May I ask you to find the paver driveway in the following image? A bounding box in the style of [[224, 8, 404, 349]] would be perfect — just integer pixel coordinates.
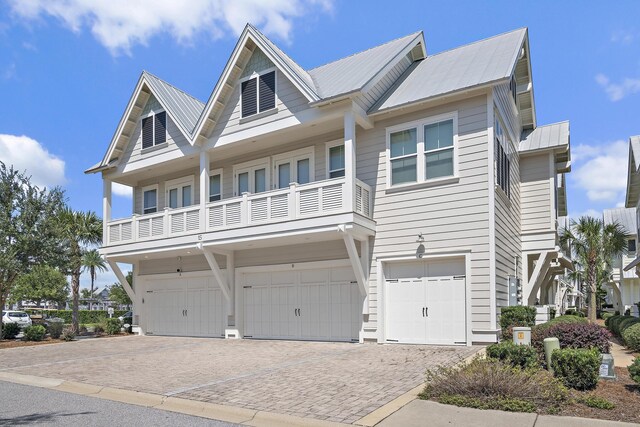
[[0, 336, 479, 424]]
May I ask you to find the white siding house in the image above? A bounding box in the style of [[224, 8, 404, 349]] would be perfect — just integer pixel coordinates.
[[87, 25, 572, 344]]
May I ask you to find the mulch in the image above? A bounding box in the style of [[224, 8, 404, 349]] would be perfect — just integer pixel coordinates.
[[0, 333, 131, 350]]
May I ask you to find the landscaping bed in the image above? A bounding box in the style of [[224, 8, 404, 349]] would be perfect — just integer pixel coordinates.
[[0, 332, 131, 349]]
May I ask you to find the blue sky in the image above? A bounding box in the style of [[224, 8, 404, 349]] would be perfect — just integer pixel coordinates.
[[1, 0, 639, 288]]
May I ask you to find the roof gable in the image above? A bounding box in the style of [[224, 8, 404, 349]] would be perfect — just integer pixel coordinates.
[[625, 135, 640, 207]]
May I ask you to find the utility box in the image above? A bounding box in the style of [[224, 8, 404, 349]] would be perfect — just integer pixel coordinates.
[[513, 327, 531, 346], [599, 353, 616, 379], [508, 277, 521, 306]]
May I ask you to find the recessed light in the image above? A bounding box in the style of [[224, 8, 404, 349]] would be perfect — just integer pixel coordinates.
[[144, 255, 148, 259], [186, 251, 191, 254]]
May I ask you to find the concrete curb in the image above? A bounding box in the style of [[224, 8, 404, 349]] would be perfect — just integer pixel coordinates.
[[0, 371, 349, 426]]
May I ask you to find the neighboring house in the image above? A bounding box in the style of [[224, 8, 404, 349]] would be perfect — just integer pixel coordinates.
[[86, 25, 571, 345], [604, 207, 637, 313], [619, 136, 640, 316]]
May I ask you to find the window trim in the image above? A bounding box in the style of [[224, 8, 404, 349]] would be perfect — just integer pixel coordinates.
[[629, 238, 637, 254], [385, 111, 459, 189], [208, 168, 223, 202], [239, 67, 278, 119], [165, 176, 195, 209], [272, 146, 315, 188], [141, 184, 159, 215], [494, 111, 512, 199], [141, 110, 168, 151], [232, 157, 270, 196], [325, 139, 346, 179]]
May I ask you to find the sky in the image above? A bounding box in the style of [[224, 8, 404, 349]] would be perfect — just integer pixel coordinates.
[[1, 0, 640, 289]]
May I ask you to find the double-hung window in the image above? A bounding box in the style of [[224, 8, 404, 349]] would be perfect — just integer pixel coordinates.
[[142, 185, 158, 214], [327, 142, 345, 178], [141, 111, 167, 149], [273, 148, 314, 189], [234, 159, 270, 196], [209, 169, 222, 202], [241, 70, 276, 118], [165, 177, 194, 209], [494, 114, 512, 198], [387, 112, 457, 187]]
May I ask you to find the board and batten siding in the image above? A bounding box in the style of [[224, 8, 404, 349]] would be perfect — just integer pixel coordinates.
[[492, 85, 522, 308], [520, 152, 553, 233], [354, 53, 414, 112], [357, 95, 492, 334]]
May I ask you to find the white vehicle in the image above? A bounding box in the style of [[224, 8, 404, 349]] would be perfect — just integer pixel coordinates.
[[1, 311, 33, 329]]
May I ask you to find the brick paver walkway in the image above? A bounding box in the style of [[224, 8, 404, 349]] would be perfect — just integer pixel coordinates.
[[0, 336, 479, 424]]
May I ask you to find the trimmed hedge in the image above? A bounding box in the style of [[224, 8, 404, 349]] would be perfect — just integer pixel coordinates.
[[606, 315, 640, 340], [629, 357, 640, 384], [486, 341, 539, 369], [621, 323, 640, 351], [551, 348, 600, 390], [500, 306, 536, 330], [23, 309, 128, 324], [546, 315, 589, 326]]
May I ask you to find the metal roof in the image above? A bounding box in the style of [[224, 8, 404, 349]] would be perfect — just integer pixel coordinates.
[[630, 135, 640, 173], [143, 71, 205, 134], [370, 28, 527, 114], [519, 121, 570, 153], [308, 32, 422, 100], [603, 207, 637, 236]]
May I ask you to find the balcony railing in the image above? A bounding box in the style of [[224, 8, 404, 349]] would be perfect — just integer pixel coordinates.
[[106, 177, 372, 246]]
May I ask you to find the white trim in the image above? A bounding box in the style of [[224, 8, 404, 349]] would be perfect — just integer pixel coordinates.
[[239, 67, 278, 119], [142, 184, 159, 214], [165, 175, 195, 209], [236, 259, 351, 274], [325, 139, 345, 179], [209, 168, 223, 202], [141, 110, 168, 150], [487, 92, 497, 330], [272, 146, 315, 189], [232, 156, 270, 196], [385, 111, 459, 189]]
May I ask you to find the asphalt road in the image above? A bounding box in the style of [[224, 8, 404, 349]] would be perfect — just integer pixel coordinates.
[[0, 380, 239, 426]]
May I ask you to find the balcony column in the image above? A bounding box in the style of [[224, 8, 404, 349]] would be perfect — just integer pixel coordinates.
[[199, 149, 210, 232], [102, 178, 112, 243], [344, 110, 356, 211]]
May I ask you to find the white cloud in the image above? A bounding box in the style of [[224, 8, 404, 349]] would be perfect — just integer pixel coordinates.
[[569, 209, 601, 220], [611, 29, 637, 44], [8, 0, 333, 56], [0, 134, 66, 189], [112, 182, 132, 198], [595, 73, 640, 101], [571, 140, 627, 203], [2, 63, 16, 80]]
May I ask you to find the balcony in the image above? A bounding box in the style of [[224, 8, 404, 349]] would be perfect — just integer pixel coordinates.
[[105, 177, 373, 246]]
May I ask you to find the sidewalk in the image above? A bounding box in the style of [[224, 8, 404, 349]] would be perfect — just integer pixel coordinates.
[[377, 400, 638, 427], [609, 340, 637, 368]]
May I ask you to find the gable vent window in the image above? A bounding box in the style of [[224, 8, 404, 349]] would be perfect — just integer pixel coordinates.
[[494, 114, 512, 199], [510, 76, 517, 106], [142, 111, 167, 149], [241, 71, 276, 118]]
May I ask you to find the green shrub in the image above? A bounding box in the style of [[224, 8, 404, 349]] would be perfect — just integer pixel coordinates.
[[564, 309, 585, 317], [622, 324, 640, 351], [61, 327, 75, 341], [551, 348, 600, 390], [48, 321, 64, 339], [500, 306, 537, 330], [549, 307, 557, 319], [23, 310, 129, 324], [94, 324, 104, 334], [602, 312, 614, 321], [420, 357, 568, 414], [487, 341, 539, 369], [628, 357, 640, 384], [547, 315, 589, 326], [23, 325, 46, 341], [579, 395, 615, 410], [104, 318, 121, 335], [1, 322, 21, 339]]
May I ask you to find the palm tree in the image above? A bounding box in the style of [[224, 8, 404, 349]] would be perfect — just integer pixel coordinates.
[[59, 209, 102, 333], [560, 216, 626, 322], [82, 249, 107, 310]]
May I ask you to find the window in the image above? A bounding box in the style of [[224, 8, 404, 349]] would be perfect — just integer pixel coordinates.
[[273, 147, 314, 189], [142, 186, 158, 214], [142, 111, 167, 149], [327, 143, 345, 178], [494, 114, 512, 198], [510, 76, 518, 106], [241, 70, 276, 118], [233, 158, 270, 195], [386, 113, 457, 188], [165, 177, 194, 209], [629, 239, 636, 253], [209, 169, 222, 202]]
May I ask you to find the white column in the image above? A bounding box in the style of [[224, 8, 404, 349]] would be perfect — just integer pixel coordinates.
[[360, 238, 370, 315], [226, 251, 235, 318], [199, 150, 210, 231], [102, 178, 112, 243], [344, 110, 356, 211]]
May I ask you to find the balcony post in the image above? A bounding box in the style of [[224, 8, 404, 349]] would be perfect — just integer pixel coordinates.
[[344, 110, 356, 211], [289, 182, 297, 219], [199, 150, 210, 232], [102, 178, 112, 244]]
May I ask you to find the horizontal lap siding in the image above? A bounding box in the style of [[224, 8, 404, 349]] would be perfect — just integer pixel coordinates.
[[358, 95, 491, 332], [493, 85, 522, 309], [134, 166, 200, 214], [520, 153, 552, 233]]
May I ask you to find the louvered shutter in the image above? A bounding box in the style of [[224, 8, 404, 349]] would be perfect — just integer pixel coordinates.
[[155, 112, 166, 145], [259, 71, 276, 112], [142, 116, 153, 149], [241, 78, 257, 117]]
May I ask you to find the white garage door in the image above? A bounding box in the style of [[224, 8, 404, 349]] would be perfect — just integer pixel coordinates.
[[243, 265, 361, 342], [146, 276, 224, 337], [385, 258, 466, 345]]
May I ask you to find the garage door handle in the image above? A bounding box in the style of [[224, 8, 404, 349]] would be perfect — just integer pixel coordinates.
[[425, 307, 428, 317]]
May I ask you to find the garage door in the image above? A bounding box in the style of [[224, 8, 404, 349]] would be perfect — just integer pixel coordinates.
[[385, 258, 466, 345], [243, 265, 361, 342], [146, 276, 224, 337]]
